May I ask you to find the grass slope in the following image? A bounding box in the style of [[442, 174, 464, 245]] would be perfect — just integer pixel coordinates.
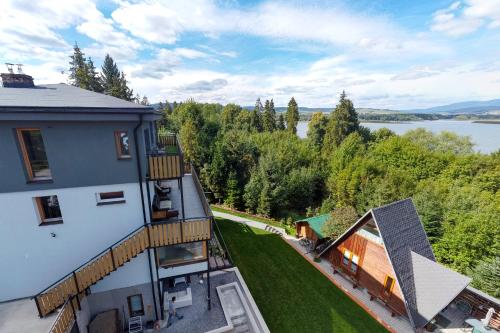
[[217, 218, 388, 333]]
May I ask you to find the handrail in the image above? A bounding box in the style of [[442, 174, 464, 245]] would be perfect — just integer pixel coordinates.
[[212, 217, 234, 265], [35, 217, 207, 296], [34, 217, 211, 317], [191, 163, 213, 218]]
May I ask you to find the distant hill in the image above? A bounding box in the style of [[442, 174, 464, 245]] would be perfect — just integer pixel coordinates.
[[155, 99, 500, 115], [404, 99, 500, 114], [243, 106, 399, 114]]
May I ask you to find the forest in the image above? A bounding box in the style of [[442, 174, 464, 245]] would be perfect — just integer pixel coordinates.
[[158, 94, 499, 297]]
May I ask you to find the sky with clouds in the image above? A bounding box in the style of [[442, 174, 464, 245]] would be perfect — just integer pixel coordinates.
[[1, 0, 500, 109]]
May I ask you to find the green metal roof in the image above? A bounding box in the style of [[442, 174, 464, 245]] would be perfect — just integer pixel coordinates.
[[295, 214, 330, 239]]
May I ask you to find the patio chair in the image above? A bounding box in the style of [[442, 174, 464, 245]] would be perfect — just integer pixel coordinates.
[[154, 182, 171, 200]]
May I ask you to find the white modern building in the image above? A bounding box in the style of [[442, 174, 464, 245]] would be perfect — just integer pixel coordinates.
[[0, 71, 264, 333]]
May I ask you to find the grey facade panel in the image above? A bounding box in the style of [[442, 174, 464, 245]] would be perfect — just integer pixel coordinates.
[[0, 120, 150, 193]]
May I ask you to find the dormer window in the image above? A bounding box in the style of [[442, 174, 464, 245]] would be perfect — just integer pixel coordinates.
[[115, 131, 131, 159], [16, 128, 52, 181]]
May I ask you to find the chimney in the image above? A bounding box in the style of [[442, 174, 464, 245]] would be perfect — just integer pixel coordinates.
[[1, 63, 35, 88]]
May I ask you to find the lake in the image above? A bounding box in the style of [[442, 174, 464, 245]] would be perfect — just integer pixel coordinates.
[[296, 120, 500, 153]]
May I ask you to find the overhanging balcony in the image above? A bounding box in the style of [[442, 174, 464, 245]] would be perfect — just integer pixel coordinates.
[[147, 134, 184, 180]]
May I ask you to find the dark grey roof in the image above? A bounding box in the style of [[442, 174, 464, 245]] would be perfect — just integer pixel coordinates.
[[319, 198, 472, 330], [0, 84, 154, 113], [410, 251, 471, 327]]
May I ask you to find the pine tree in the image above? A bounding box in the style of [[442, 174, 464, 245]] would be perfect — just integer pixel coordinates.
[[270, 99, 277, 128], [100, 54, 134, 101], [86, 57, 103, 93], [277, 113, 286, 130], [68, 43, 88, 88], [323, 91, 359, 149], [262, 99, 276, 132], [225, 171, 242, 209], [250, 98, 263, 132], [286, 97, 300, 134]]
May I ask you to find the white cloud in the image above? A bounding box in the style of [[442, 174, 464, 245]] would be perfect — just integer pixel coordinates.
[[431, 0, 500, 36], [110, 0, 441, 58]]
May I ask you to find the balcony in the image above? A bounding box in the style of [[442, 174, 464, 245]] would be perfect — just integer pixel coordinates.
[[147, 134, 183, 180]]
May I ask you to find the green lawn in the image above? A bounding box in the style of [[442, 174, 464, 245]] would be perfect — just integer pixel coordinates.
[[217, 218, 389, 333], [211, 205, 295, 234]]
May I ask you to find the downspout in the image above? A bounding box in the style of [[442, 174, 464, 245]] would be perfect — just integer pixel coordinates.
[[134, 114, 160, 321]]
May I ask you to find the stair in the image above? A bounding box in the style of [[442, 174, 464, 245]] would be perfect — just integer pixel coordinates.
[[34, 219, 211, 317]]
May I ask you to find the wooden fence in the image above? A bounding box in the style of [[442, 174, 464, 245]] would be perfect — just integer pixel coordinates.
[[35, 219, 211, 318], [157, 134, 176, 147], [148, 154, 182, 179]]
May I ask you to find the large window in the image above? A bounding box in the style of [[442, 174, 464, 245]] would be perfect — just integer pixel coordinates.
[[115, 131, 131, 159], [342, 249, 351, 266], [35, 195, 62, 225], [127, 294, 144, 317], [17, 128, 51, 181], [157, 242, 206, 267]]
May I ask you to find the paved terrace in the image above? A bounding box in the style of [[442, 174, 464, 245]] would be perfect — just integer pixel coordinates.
[[0, 298, 57, 333], [160, 173, 206, 219], [213, 210, 415, 333]]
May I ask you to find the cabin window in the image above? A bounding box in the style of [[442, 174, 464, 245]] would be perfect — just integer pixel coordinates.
[[342, 249, 351, 266], [96, 191, 125, 205], [383, 276, 395, 294], [17, 128, 52, 181], [351, 255, 359, 273], [127, 294, 144, 316], [115, 131, 131, 159], [157, 242, 206, 267], [35, 195, 63, 225]]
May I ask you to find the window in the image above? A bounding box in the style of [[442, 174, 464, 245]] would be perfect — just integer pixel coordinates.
[[127, 294, 144, 317], [96, 191, 125, 205], [351, 255, 359, 273], [342, 249, 351, 266], [35, 195, 62, 225], [383, 276, 395, 294], [17, 128, 52, 181], [157, 242, 207, 267], [115, 131, 131, 159]]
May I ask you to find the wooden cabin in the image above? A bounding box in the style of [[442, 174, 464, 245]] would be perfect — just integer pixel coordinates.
[[295, 214, 330, 247], [318, 199, 500, 332]]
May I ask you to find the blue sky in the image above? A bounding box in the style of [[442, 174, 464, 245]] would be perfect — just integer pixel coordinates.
[[1, 0, 500, 109]]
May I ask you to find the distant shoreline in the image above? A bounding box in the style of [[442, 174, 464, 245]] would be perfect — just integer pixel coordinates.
[[472, 120, 500, 124]]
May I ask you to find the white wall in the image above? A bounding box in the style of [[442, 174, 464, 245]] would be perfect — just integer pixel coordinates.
[[0, 182, 147, 301]]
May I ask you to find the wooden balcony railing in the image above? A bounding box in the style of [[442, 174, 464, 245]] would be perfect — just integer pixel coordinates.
[[48, 293, 83, 333], [148, 154, 182, 180], [35, 218, 211, 318]]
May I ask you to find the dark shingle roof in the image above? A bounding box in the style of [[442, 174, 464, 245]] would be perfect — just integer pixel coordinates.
[[0, 84, 154, 112], [319, 198, 471, 330]]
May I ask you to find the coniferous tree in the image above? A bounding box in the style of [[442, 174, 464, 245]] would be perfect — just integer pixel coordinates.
[[286, 97, 300, 134], [100, 54, 134, 101], [277, 113, 286, 130], [86, 57, 103, 93], [270, 99, 277, 128], [262, 99, 276, 132], [68, 43, 88, 88], [323, 91, 359, 149], [250, 98, 263, 132]]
